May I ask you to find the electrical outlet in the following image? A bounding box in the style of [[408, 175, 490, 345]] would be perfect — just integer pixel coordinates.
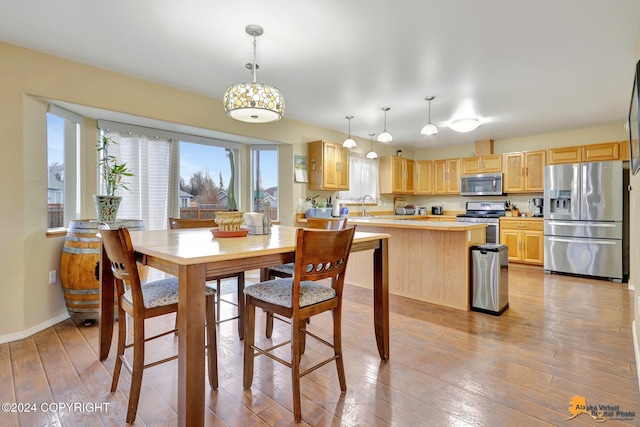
[[49, 270, 57, 285], [637, 296, 640, 315]]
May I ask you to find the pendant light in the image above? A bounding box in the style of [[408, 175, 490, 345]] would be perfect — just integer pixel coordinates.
[[223, 25, 285, 123], [343, 116, 357, 148], [366, 133, 378, 159], [420, 96, 438, 135], [377, 107, 392, 142]]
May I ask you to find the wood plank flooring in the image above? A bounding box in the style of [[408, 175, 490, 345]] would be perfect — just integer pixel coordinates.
[[1, 265, 639, 426]]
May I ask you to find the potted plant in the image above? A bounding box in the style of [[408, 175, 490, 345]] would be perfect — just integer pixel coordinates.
[[94, 135, 134, 221]]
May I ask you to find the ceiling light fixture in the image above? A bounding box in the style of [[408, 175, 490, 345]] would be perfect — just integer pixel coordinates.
[[343, 116, 357, 148], [223, 25, 284, 123], [420, 96, 438, 135], [449, 118, 481, 133], [377, 107, 392, 142], [366, 133, 378, 159]]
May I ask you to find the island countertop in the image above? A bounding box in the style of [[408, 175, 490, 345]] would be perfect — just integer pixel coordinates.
[[345, 217, 487, 231]]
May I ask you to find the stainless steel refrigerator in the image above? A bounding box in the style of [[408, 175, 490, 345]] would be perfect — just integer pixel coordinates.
[[543, 161, 628, 282]]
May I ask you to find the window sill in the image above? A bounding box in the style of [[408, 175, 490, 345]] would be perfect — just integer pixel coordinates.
[[46, 228, 67, 238]]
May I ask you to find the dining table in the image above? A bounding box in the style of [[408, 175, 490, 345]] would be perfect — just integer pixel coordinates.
[[98, 224, 390, 427]]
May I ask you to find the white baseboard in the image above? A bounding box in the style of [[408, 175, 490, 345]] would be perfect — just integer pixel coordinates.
[[0, 312, 70, 344], [634, 321, 640, 392]]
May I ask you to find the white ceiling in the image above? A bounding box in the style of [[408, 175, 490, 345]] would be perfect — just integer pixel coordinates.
[[2, 0, 640, 149]]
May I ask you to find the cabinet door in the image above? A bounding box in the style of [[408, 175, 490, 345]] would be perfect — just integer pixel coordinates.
[[547, 146, 581, 164], [522, 230, 544, 265], [582, 142, 620, 162], [503, 153, 524, 192], [322, 142, 339, 189], [415, 160, 433, 194], [500, 228, 522, 262], [434, 160, 447, 194], [405, 159, 415, 193], [462, 157, 482, 174], [524, 150, 545, 192], [446, 159, 460, 193], [337, 146, 350, 189], [391, 157, 405, 193], [482, 155, 502, 172]]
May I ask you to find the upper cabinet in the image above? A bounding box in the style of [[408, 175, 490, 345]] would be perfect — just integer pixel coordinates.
[[379, 156, 415, 194], [307, 140, 349, 191], [547, 141, 624, 164], [503, 150, 546, 193], [434, 158, 461, 194], [414, 160, 434, 195], [461, 154, 502, 174]]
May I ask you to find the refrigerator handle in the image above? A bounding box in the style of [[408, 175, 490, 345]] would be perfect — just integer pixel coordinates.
[[547, 221, 617, 228], [548, 237, 617, 245]]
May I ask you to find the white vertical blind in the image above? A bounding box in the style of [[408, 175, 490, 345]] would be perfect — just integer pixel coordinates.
[[103, 131, 171, 230]]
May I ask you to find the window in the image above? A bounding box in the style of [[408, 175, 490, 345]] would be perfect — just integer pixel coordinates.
[[179, 141, 236, 218], [338, 152, 379, 202], [251, 146, 279, 221], [97, 120, 242, 229], [47, 105, 81, 228]]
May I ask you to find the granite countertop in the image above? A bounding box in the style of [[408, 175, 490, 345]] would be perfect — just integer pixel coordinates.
[[345, 217, 487, 231]]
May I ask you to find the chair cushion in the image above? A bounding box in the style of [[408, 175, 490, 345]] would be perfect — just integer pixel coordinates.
[[244, 278, 336, 308], [123, 277, 216, 309], [269, 263, 294, 275]]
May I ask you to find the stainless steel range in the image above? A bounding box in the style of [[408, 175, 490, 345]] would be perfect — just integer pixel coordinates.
[[456, 201, 506, 244]]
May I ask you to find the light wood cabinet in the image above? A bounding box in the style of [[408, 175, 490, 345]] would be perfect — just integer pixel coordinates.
[[582, 142, 621, 162], [307, 140, 349, 191], [499, 218, 544, 265], [503, 150, 545, 193], [379, 156, 414, 194], [547, 146, 581, 164], [461, 154, 502, 174], [434, 158, 460, 194], [414, 160, 433, 195], [547, 141, 624, 165]]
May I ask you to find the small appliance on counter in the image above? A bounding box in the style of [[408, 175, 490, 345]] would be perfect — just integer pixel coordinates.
[[528, 198, 543, 217], [431, 205, 443, 215], [394, 197, 416, 215]]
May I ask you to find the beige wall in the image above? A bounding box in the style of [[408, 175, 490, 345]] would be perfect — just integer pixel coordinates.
[[1, 39, 638, 342]]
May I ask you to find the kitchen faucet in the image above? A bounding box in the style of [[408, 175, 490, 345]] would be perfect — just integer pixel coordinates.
[[361, 195, 374, 216]]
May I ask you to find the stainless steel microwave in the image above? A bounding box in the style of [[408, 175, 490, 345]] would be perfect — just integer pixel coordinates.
[[460, 173, 503, 196]]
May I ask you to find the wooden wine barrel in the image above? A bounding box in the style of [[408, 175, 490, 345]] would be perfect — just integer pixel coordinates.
[[60, 219, 145, 322]]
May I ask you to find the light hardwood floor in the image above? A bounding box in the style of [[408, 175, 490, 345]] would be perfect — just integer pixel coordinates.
[[1, 265, 639, 426]]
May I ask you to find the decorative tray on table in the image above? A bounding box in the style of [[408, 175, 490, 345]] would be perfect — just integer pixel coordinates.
[[210, 228, 249, 238]]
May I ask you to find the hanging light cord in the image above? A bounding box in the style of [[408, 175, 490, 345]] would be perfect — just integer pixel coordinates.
[[251, 33, 257, 83]]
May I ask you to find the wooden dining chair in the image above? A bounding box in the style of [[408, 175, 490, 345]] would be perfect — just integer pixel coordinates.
[[243, 226, 356, 423], [99, 225, 218, 424], [168, 217, 246, 337], [265, 216, 347, 337]]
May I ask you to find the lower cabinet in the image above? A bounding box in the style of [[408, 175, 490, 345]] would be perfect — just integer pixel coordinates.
[[499, 218, 544, 265]]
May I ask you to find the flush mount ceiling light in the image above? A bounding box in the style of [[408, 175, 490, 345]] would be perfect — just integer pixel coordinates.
[[223, 25, 284, 123], [377, 107, 392, 142], [420, 96, 438, 135], [449, 118, 481, 133], [343, 116, 357, 148], [366, 133, 378, 159]]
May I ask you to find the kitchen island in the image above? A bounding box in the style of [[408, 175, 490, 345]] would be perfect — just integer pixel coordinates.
[[344, 218, 487, 311]]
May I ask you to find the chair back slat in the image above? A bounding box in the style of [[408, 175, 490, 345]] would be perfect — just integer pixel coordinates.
[[169, 218, 218, 229], [98, 226, 144, 310], [306, 217, 347, 230], [291, 226, 356, 307]]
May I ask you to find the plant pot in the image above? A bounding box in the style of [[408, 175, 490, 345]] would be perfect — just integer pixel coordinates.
[[93, 195, 122, 222]]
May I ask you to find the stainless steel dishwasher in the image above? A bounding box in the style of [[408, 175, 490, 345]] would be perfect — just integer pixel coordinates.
[[470, 244, 509, 315]]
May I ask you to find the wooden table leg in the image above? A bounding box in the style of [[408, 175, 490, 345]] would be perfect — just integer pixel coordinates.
[[99, 242, 114, 361], [372, 238, 389, 360], [177, 263, 206, 427]]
